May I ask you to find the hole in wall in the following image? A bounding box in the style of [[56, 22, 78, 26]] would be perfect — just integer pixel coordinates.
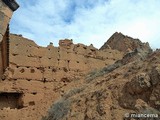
[[0, 92, 23, 109], [76, 61, 79, 63], [31, 92, 37, 95], [52, 68, 57, 72], [20, 68, 25, 73], [43, 78, 47, 83], [63, 67, 68, 72], [61, 77, 70, 83], [12, 53, 18, 56], [30, 69, 35, 73], [29, 101, 35, 106], [27, 79, 31, 81]]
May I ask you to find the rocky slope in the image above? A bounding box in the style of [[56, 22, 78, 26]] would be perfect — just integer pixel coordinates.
[[100, 32, 152, 54]]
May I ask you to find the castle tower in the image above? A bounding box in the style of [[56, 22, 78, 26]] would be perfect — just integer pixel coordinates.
[[0, 0, 19, 78]]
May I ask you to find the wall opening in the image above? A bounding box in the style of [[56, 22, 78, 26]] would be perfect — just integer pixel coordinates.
[[29, 101, 35, 106], [30, 69, 35, 73], [20, 68, 25, 73], [0, 92, 23, 109], [52, 68, 57, 72], [61, 77, 70, 83], [63, 67, 68, 72]]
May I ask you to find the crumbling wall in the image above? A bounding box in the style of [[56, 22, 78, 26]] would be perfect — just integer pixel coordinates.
[[8, 34, 123, 81], [0, 30, 124, 120], [0, 34, 124, 120]]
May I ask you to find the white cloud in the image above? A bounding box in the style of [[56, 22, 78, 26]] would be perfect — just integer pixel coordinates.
[[10, 0, 160, 49]]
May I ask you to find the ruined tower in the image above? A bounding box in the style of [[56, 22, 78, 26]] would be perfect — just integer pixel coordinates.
[[0, 0, 19, 78]]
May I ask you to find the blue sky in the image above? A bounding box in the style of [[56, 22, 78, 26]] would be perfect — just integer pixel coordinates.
[[10, 0, 160, 49]]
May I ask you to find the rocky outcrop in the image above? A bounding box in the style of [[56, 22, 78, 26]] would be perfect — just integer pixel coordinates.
[[100, 32, 152, 54]]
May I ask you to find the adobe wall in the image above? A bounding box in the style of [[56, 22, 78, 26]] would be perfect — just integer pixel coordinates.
[[8, 34, 123, 81], [0, 34, 123, 120]]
